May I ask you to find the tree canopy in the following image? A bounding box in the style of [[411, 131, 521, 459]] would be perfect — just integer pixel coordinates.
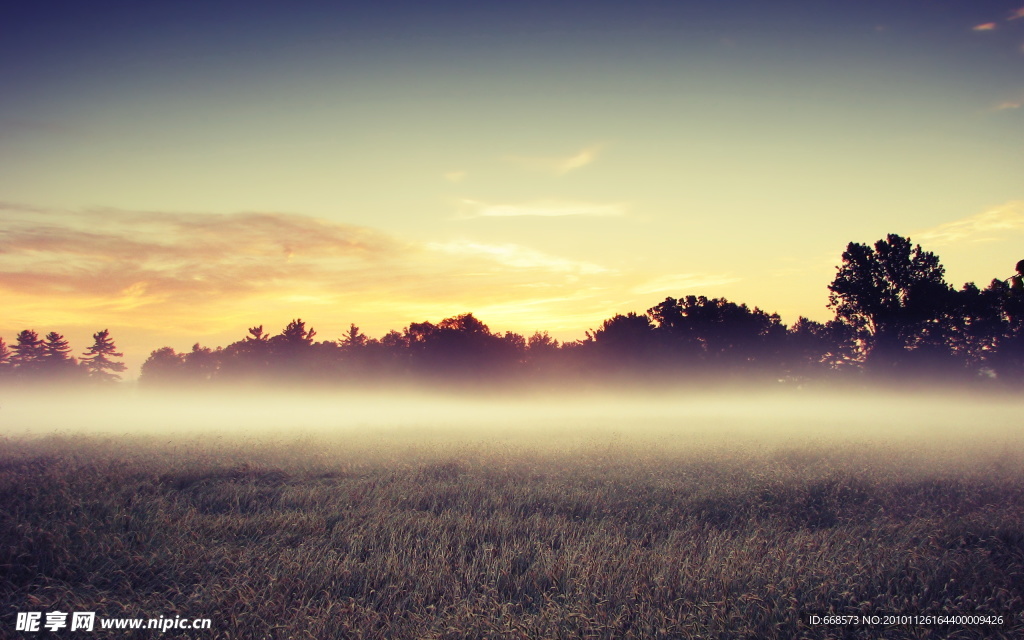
[[828, 234, 953, 371]]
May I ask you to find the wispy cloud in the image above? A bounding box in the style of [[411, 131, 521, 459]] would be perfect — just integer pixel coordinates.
[[0, 205, 623, 338], [971, 6, 1024, 31], [428, 240, 610, 275], [915, 201, 1024, 246], [1, 208, 394, 273], [460, 198, 627, 218], [505, 144, 603, 175], [994, 99, 1022, 110], [0, 201, 59, 215], [0, 207, 402, 328], [443, 170, 467, 183], [632, 273, 740, 295]]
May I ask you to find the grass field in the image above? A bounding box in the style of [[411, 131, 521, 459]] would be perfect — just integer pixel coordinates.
[[2, 391, 1023, 639]]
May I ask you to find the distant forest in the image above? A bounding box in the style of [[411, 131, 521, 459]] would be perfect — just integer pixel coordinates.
[[3, 234, 1023, 387]]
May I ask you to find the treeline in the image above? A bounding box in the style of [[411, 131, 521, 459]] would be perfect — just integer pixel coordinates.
[[3, 234, 1023, 387], [133, 234, 1024, 387], [0, 329, 127, 383]]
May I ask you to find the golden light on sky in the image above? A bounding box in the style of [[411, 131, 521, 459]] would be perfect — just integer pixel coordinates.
[[1, 1, 1023, 374]]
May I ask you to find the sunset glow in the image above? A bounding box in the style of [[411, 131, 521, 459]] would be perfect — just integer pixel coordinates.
[[2, 1, 1023, 374]]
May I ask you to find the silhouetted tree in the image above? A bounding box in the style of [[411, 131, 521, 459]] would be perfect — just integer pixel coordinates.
[[321, 324, 368, 378], [828, 234, 952, 372], [340, 324, 368, 350], [41, 331, 83, 380], [403, 313, 518, 379], [647, 296, 786, 372], [11, 330, 45, 377], [501, 331, 527, 358], [183, 344, 220, 381], [405, 320, 437, 357], [521, 331, 568, 378], [140, 347, 187, 385], [526, 331, 559, 359], [80, 329, 127, 382], [938, 282, 1004, 375], [276, 319, 316, 346], [592, 312, 657, 371], [307, 339, 345, 378], [220, 325, 275, 380], [42, 332, 73, 361], [783, 317, 857, 376], [0, 337, 11, 377], [1013, 259, 1024, 292], [267, 319, 317, 377], [977, 260, 1024, 381], [360, 329, 410, 377], [380, 330, 407, 350]]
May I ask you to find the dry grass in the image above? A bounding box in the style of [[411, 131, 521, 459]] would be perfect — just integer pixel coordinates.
[[2, 430, 1022, 639]]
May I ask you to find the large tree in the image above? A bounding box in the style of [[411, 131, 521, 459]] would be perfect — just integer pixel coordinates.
[[81, 329, 127, 382], [828, 234, 953, 371]]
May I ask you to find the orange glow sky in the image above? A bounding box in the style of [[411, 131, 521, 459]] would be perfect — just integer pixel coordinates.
[[1, 2, 1023, 375]]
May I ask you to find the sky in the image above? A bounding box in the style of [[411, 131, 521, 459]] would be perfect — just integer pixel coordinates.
[[1, 1, 1023, 375]]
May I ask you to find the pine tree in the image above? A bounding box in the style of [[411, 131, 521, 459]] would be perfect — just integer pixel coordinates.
[[11, 329, 45, 375], [268, 319, 317, 376], [340, 324, 368, 349], [41, 331, 82, 379], [81, 329, 127, 382], [247, 325, 269, 341]]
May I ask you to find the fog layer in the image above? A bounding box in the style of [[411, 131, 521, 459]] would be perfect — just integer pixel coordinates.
[[1, 387, 1019, 460]]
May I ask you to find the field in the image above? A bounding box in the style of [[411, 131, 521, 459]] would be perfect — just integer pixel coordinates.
[[2, 390, 1023, 639]]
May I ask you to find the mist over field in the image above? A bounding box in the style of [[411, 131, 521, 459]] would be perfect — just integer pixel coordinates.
[[2, 385, 1020, 455]]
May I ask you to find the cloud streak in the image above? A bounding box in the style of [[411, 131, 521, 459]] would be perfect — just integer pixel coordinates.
[[460, 199, 627, 218], [0, 205, 627, 338], [427, 240, 610, 276], [0, 207, 402, 328], [505, 144, 603, 175], [915, 201, 1024, 246], [971, 6, 1024, 31]]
